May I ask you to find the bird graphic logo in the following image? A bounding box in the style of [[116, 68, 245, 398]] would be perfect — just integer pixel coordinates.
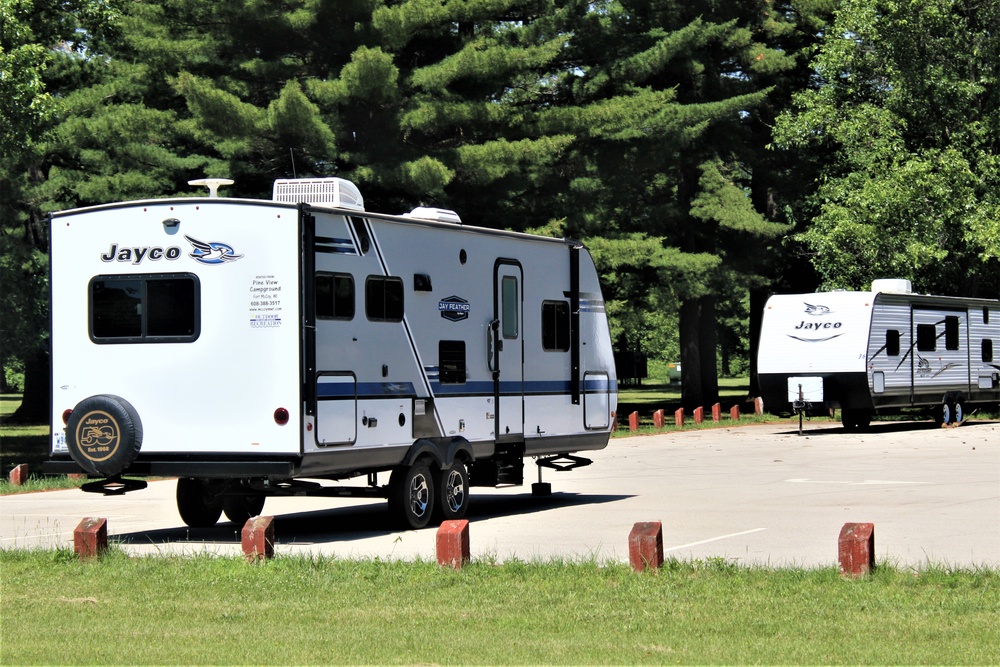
[[803, 302, 831, 316], [185, 236, 244, 264]]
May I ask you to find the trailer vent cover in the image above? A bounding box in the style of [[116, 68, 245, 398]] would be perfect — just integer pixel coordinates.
[[404, 207, 462, 224], [272, 178, 364, 211], [871, 278, 912, 294]]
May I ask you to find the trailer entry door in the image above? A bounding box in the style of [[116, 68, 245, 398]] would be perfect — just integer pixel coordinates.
[[494, 262, 524, 440]]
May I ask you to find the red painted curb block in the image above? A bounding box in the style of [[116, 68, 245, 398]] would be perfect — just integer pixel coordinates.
[[674, 408, 684, 428], [242, 516, 275, 562], [74, 517, 108, 560], [9, 463, 28, 486], [437, 520, 470, 569], [693, 406, 704, 424], [711, 403, 721, 422], [629, 411, 639, 431], [653, 409, 665, 429], [838, 522, 875, 577], [628, 521, 663, 572], [729, 405, 740, 420]]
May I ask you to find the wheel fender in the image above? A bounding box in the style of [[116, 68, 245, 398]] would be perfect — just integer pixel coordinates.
[[445, 437, 474, 467], [65, 394, 143, 477], [401, 438, 474, 469], [401, 439, 445, 469]]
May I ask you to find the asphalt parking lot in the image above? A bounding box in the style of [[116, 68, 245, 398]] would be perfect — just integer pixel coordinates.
[[2, 419, 998, 568]]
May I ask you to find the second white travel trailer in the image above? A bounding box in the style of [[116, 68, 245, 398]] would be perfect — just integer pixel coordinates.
[[46, 178, 618, 529], [758, 279, 1000, 430]]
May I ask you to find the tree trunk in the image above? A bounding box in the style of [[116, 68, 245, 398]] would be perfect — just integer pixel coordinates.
[[680, 295, 719, 411], [747, 288, 768, 398], [8, 349, 48, 425]]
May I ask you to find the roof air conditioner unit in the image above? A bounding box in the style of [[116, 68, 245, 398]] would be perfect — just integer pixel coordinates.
[[272, 178, 364, 211], [871, 279, 912, 294]]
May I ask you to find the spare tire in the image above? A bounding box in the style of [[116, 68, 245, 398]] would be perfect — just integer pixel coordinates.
[[65, 395, 143, 477]]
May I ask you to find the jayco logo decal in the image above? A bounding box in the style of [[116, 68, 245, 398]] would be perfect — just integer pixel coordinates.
[[75, 410, 121, 463], [439, 296, 470, 322], [787, 302, 845, 343], [101, 244, 182, 264], [185, 236, 243, 264]]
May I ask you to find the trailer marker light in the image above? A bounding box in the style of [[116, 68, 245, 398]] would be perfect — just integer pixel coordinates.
[[274, 408, 290, 425], [62, 409, 72, 425]]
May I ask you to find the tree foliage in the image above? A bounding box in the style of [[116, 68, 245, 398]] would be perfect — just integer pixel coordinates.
[[774, 0, 1000, 297]]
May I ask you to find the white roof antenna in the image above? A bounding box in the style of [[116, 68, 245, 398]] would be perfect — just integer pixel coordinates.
[[188, 178, 235, 198]]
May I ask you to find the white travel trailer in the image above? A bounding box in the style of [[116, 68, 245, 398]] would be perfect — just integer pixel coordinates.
[[46, 178, 618, 528], [758, 279, 1000, 430]]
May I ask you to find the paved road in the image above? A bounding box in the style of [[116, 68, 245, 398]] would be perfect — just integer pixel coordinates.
[[3, 420, 998, 568]]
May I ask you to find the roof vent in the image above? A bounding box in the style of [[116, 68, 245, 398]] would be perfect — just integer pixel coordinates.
[[189, 178, 234, 197], [871, 278, 912, 294], [272, 178, 364, 211], [404, 207, 462, 224]]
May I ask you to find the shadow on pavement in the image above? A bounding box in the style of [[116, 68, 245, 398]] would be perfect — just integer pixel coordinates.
[[776, 419, 998, 436], [115, 492, 632, 547]]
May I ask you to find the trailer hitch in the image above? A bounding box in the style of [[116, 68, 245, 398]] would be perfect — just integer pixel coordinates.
[[81, 476, 148, 496], [535, 454, 592, 472]]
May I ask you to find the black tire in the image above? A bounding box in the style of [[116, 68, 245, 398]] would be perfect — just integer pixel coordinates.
[[223, 494, 266, 524], [65, 395, 143, 477], [952, 400, 964, 425], [388, 461, 436, 530], [841, 409, 870, 432], [435, 461, 470, 521], [176, 478, 224, 527], [940, 400, 953, 426]]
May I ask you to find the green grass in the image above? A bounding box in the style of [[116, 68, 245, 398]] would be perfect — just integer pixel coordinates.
[[1, 550, 997, 665], [0, 394, 71, 491]]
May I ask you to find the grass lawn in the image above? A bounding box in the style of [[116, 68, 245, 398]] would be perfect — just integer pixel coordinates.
[[1, 550, 997, 665]]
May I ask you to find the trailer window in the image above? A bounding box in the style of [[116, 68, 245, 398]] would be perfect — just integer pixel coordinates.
[[316, 273, 354, 320], [945, 316, 960, 350], [365, 276, 404, 321], [984, 339, 994, 363], [439, 340, 466, 384], [885, 330, 900, 357], [916, 324, 936, 352], [90, 274, 199, 343], [542, 301, 570, 352], [501, 276, 518, 339]]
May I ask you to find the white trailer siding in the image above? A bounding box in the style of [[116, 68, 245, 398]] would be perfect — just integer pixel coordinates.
[[759, 286, 1000, 421], [51, 201, 303, 458]]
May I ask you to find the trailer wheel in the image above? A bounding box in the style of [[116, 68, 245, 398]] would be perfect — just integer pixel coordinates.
[[223, 494, 266, 524], [939, 401, 953, 426], [952, 400, 964, 425], [388, 461, 435, 529], [176, 478, 224, 527], [841, 409, 871, 432], [435, 461, 470, 521], [65, 394, 143, 477]]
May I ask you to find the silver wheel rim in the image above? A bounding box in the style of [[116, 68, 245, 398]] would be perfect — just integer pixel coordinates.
[[445, 469, 465, 513], [409, 473, 430, 518]]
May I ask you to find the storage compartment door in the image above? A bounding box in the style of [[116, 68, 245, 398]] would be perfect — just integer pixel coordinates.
[[584, 371, 611, 429], [316, 372, 357, 445]]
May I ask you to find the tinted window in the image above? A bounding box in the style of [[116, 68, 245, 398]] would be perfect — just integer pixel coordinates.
[[542, 301, 570, 352], [365, 276, 404, 321], [502, 276, 518, 339], [945, 316, 960, 351], [316, 273, 355, 320], [916, 323, 937, 352], [90, 274, 199, 343], [885, 329, 900, 357], [439, 340, 466, 384], [984, 339, 994, 363]]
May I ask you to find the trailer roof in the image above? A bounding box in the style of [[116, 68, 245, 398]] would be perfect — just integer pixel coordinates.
[[50, 196, 581, 248]]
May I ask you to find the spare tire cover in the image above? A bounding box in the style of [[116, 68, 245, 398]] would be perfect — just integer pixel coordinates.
[[65, 395, 143, 477]]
